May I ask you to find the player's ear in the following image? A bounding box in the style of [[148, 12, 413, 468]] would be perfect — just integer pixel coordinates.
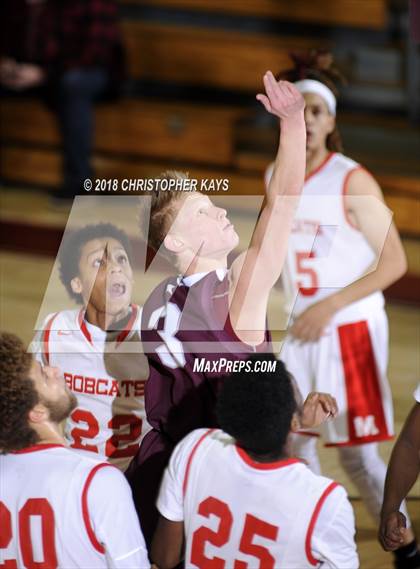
[[164, 233, 185, 254], [290, 412, 301, 432], [28, 403, 48, 425], [70, 277, 83, 295], [326, 114, 336, 134]]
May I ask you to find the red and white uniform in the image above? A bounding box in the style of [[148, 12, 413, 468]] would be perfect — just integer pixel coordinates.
[[33, 306, 151, 471], [266, 152, 394, 445], [0, 444, 149, 568], [157, 429, 359, 569]]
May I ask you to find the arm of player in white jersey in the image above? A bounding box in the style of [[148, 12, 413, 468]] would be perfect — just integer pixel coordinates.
[[87, 465, 150, 568], [310, 484, 359, 568], [152, 430, 208, 568], [335, 168, 407, 306]]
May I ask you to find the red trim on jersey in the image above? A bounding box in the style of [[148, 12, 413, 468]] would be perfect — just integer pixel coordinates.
[[295, 431, 320, 438], [338, 320, 390, 444], [183, 429, 215, 497], [78, 309, 93, 346], [82, 463, 113, 554], [116, 304, 139, 346], [305, 481, 339, 565], [12, 444, 65, 454], [236, 446, 301, 471], [305, 152, 336, 183], [341, 165, 366, 231], [42, 312, 59, 365], [78, 305, 138, 346], [325, 434, 394, 447]]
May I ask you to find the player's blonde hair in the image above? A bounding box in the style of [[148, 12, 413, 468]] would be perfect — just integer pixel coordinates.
[[139, 170, 192, 260]]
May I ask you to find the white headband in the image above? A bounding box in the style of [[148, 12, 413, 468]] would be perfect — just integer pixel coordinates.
[[294, 79, 336, 116]]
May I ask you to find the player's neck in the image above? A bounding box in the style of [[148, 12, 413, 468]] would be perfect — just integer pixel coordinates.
[[33, 422, 66, 446], [305, 146, 331, 177], [84, 305, 131, 331], [246, 448, 289, 463], [181, 255, 228, 277]]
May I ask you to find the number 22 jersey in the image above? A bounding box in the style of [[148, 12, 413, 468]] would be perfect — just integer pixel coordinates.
[[33, 306, 151, 471]]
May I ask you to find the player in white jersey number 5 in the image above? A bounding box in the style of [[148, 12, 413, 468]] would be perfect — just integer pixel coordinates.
[[265, 51, 420, 567], [0, 332, 149, 568], [33, 223, 151, 472]]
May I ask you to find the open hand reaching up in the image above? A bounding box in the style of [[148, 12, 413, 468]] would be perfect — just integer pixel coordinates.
[[256, 71, 305, 119]]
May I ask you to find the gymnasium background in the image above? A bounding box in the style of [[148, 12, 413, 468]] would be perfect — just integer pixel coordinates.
[[0, 1, 419, 567]]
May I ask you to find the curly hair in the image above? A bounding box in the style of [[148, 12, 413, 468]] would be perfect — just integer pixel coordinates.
[[139, 170, 190, 260], [216, 354, 297, 456], [0, 332, 39, 453], [58, 223, 133, 304], [277, 49, 346, 152]]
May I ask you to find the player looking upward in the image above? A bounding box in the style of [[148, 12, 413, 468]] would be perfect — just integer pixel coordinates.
[[265, 50, 420, 568], [0, 331, 149, 568], [33, 223, 150, 472], [152, 353, 358, 569], [127, 72, 308, 545]]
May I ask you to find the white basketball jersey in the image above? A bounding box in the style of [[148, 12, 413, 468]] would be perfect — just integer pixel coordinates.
[[158, 429, 357, 568], [266, 153, 384, 324], [0, 444, 149, 568], [32, 306, 151, 471]]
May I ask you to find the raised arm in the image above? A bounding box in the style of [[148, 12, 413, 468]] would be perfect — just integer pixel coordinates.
[[229, 72, 306, 344]]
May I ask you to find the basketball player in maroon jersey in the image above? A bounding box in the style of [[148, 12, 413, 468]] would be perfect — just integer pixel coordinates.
[[127, 72, 338, 546]]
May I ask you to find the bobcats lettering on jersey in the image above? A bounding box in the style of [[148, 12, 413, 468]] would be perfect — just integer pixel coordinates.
[[33, 306, 151, 471]]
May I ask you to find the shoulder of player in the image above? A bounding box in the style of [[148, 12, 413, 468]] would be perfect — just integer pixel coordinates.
[[313, 478, 349, 518], [66, 452, 125, 488], [143, 276, 179, 309], [172, 428, 220, 466], [298, 466, 348, 503], [343, 164, 383, 199], [40, 308, 81, 333], [177, 427, 218, 451]]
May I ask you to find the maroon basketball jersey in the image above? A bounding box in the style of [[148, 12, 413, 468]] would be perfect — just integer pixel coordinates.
[[126, 269, 271, 546], [141, 269, 271, 441]]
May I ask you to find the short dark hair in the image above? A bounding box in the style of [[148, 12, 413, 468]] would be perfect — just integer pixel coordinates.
[[216, 354, 297, 455], [0, 332, 39, 453], [277, 50, 344, 152], [58, 223, 133, 304]]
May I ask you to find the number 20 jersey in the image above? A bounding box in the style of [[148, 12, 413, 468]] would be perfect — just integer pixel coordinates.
[[34, 306, 151, 471]]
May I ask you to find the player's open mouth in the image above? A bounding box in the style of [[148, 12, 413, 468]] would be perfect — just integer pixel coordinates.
[[108, 283, 126, 298], [224, 222, 234, 231]]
